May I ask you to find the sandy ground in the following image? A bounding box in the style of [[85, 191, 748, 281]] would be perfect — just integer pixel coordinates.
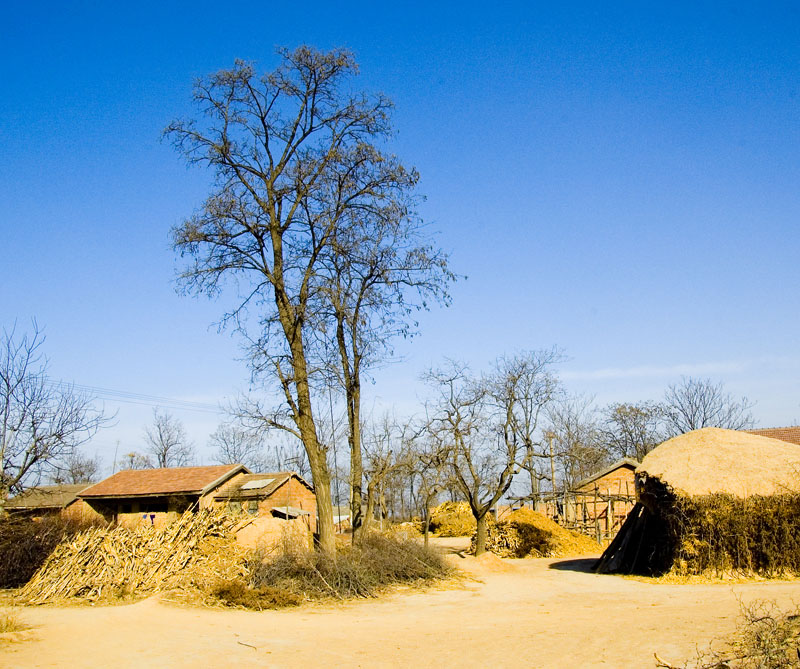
[[5, 538, 800, 669]]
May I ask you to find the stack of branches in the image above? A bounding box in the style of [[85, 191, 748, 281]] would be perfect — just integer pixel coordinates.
[[473, 508, 600, 558], [18, 508, 249, 604]]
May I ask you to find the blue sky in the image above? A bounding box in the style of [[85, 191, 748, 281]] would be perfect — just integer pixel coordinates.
[[2, 2, 798, 469]]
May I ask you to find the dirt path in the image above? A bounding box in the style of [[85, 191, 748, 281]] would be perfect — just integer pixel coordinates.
[[5, 542, 800, 668]]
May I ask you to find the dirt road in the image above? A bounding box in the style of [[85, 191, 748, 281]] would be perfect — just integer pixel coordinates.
[[5, 543, 800, 668]]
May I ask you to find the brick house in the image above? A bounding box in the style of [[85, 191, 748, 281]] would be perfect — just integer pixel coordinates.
[[746, 426, 800, 446], [212, 472, 317, 533], [78, 464, 250, 526]]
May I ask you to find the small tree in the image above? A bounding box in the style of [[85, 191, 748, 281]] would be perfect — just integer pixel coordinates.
[[143, 408, 194, 468], [425, 354, 553, 556], [663, 377, 754, 436], [0, 324, 106, 509], [51, 451, 103, 484], [209, 421, 267, 471], [119, 451, 152, 470], [407, 431, 452, 547], [602, 401, 663, 462]]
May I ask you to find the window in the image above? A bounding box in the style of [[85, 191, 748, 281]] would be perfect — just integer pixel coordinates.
[[247, 500, 259, 515], [228, 501, 242, 513]]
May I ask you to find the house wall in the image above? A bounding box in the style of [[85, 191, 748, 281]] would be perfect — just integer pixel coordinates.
[[574, 467, 636, 497], [212, 476, 317, 533], [62, 498, 106, 524], [83, 495, 197, 528]]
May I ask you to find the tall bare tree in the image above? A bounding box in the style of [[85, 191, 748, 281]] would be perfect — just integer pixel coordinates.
[[546, 395, 607, 489], [406, 430, 452, 547], [316, 209, 453, 540], [166, 48, 443, 552], [0, 323, 106, 510], [143, 408, 194, 468], [662, 377, 754, 436]]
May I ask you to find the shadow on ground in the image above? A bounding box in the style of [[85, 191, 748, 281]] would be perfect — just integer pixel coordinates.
[[548, 558, 598, 573]]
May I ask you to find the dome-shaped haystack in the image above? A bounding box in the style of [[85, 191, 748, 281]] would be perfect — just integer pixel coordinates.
[[637, 427, 800, 498], [596, 428, 800, 576]]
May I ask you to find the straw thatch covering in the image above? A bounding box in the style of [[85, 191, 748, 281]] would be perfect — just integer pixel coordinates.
[[636, 428, 800, 498], [596, 428, 800, 576]]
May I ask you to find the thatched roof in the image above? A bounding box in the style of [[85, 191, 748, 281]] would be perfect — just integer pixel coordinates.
[[637, 427, 800, 498], [5, 484, 89, 510]]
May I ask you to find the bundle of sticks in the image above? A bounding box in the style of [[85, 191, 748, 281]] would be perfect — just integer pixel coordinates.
[[19, 508, 250, 604]]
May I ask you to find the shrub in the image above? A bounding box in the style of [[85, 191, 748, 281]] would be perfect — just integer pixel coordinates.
[[243, 531, 451, 605], [659, 600, 800, 668], [0, 514, 103, 589], [210, 579, 302, 610]]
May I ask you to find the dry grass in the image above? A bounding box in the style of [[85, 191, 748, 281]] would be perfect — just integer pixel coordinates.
[[0, 608, 28, 634]]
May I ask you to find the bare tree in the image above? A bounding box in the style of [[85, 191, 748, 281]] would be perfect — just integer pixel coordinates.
[[546, 395, 607, 489], [316, 210, 453, 540], [0, 323, 107, 510], [166, 48, 442, 552], [498, 348, 562, 500], [51, 450, 103, 484], [407, 430, 452, 547], [119, 451, 152, 470], [663, 377, 754, 436], [209, 421, 267, 471], [425, 356, 551, 556], [359, 415, 413, 534], [143, 408, 194, 468], [602, 402, 663, 462]]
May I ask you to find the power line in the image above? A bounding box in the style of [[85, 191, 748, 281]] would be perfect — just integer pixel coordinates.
[[44, 379, 226, 415]]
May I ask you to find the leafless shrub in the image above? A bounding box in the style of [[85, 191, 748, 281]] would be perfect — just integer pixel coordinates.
[[244, 532, 451, 604], [0, 514, 103, 588], [656, 600, 800, 668]]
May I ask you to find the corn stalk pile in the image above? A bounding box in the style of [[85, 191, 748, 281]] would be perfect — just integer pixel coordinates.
[[18, 509, 250, 604]]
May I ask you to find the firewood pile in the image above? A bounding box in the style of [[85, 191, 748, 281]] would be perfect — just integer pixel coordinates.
[[18, 508, 250, 604]]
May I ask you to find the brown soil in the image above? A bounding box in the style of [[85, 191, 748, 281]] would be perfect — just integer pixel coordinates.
[[5, 537, 800, 668]]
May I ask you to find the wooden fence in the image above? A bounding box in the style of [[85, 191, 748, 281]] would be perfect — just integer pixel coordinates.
[[511, 481, 636, 543]]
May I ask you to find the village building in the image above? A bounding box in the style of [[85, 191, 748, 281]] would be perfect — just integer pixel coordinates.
[[746, 425, 800, 446], [212, 471, 317, 533], [78, 464, 250, 526], [4, 484, 94, 520], [596, 427, 800, 575]]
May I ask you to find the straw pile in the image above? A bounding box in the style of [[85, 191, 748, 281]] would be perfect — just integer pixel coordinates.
[[428, 501, 475, 537], [476, 508, 600, 558], [18, 508, 249, 604]]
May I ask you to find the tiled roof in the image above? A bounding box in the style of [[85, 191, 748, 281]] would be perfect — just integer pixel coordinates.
[[213, 471, 313, 499], [746, 426, 800, 447], [573, 458, 639, 492], [79, 464, 246, 498], [5, 484, 89, 510]]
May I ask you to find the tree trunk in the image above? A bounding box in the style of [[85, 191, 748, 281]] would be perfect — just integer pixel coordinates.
[[474, 513, 488, 556]]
